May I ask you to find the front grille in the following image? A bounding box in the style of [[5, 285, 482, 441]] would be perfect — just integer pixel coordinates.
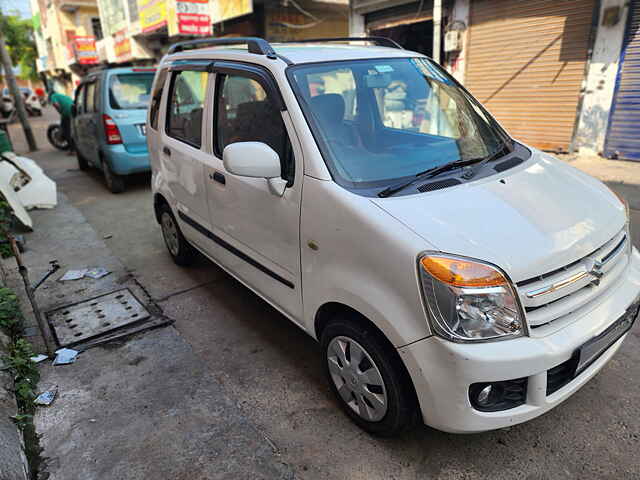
[[546, 354, 579, 395], [517, 229, 629, 329]]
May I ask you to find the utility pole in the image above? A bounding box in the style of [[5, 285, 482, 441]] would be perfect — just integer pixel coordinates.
[[433, 0, 442, 64], [0, 12, 37, 152]]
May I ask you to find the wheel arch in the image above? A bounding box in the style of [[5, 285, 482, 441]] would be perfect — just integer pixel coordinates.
[[314, 301, 423, 423], [153, 192, 170, 224]]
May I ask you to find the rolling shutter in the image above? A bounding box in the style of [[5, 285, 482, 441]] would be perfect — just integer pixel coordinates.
[[465, 0, 595, 151], [604, 1, 640, 160]]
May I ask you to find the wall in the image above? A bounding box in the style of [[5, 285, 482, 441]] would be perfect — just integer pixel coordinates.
[[573, 0, 629, 154]]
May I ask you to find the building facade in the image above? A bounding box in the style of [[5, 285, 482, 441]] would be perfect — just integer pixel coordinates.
[[30, 0, 104, 94], [350, 0, 634, 157], [32, 0, 349, 94]]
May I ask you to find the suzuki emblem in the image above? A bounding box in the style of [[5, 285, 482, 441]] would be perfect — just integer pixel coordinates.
[[588, 260, 604, 286]]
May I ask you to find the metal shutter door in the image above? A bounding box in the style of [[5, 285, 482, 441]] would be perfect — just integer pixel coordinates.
[[465, 0, 595, 151], [604, 1, 640, 160]]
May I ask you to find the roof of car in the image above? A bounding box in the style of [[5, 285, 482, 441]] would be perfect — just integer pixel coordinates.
[[167, 43, 423, 65]]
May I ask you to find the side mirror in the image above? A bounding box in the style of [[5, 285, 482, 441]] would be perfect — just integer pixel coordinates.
[[223, 142, 287, 196], [70, 104, 77, 117]]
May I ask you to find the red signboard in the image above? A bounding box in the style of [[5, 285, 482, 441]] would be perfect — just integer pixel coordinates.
[[177, 12, 211, 35], [73, 36, 99, 65]]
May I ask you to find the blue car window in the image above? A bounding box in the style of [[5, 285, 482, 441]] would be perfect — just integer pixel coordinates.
[[109, 74, 154, 110]]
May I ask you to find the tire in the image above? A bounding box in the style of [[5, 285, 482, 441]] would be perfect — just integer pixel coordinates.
[[321, 315, 420, 437], [47, 124, 69, 151], [102, 159, 126, 193], [158, 203, 196, 266], [77, 150, 89, 171]]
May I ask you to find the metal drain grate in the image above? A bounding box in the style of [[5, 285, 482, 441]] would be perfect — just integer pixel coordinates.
[[47, 289, 150, 347]]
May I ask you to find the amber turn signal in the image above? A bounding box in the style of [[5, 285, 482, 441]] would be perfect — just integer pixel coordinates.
[[420, 256, 507, 287]]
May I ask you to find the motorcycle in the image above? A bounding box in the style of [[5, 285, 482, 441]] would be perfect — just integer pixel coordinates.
[[47, 124, 70, 151]]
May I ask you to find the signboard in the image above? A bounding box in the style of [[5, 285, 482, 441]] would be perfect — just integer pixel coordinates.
[[139, 0, 168, 33], [210, 0, 252, 24], [73, 36, 99, 65], [98, 0, 127, 37], [114, 29, 133, 60], [173, 0, 211, 36]]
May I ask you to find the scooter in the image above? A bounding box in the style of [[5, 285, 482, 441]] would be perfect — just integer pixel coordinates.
[[24, 92, 42, 117], [0, 96, 15, 121], [47, 124, 69, 151]]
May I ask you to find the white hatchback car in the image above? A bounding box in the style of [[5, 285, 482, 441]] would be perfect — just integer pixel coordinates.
[[148, 37, 640, 436]]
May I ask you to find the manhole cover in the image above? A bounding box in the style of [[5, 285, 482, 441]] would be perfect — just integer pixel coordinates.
[[47, 289, 150, 347]]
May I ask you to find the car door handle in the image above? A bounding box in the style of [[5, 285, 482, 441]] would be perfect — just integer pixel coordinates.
[[210, 171, 225, 185], [163, 146, 171, 156]]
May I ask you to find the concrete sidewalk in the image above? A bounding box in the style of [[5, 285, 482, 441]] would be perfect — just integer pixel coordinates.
[[3, 192, 293, 479]]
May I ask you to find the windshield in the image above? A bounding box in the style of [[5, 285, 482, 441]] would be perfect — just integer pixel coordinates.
[[288, 58, 509, 188], [109, 73, 154, 110]]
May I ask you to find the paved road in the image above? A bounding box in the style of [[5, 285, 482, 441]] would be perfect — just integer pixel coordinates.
[[10, 110, 640, 479]]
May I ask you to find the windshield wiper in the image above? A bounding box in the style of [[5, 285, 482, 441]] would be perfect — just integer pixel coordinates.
[[377, 140, 513, 198], [461, 141, 512, 181], [377, 158, 476, 198]]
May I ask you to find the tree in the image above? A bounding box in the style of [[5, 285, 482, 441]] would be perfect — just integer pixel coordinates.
[[0, 10, 37, 151], [2, 15, 38, 82]]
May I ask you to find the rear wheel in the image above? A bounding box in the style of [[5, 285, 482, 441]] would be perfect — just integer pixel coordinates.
[[76, 150, 89, 170], [46, 124, 69, 151], [159, 203, 196, 266], [321, 315, 420, 436], [102, 159, 125, 193]]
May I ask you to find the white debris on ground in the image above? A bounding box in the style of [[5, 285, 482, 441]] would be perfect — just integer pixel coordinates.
[[0, 151, 57, 229]]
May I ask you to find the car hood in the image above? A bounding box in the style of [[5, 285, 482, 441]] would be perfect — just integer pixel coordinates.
[[371, 151, 626, 282]]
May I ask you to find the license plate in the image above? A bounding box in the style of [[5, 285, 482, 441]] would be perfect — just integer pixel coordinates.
[[138, 124, 146, 136], [576, 299, 639, 374]]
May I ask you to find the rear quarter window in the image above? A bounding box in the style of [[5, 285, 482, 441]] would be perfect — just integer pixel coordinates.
[[149, 69, 168, 131]]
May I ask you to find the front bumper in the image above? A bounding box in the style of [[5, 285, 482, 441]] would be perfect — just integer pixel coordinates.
[[399, 247, 640, 433]]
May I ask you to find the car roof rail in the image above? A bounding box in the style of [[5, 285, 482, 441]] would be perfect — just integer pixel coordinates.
[[279, 36, 403, 49], [167, 37, 278, 59]]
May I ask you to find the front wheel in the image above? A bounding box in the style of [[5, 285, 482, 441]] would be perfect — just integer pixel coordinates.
[[321, 316, 420, 436]]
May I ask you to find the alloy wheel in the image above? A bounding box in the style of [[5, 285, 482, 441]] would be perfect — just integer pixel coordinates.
[[161, 212, 180, 256], [327, 335, 388, 422]]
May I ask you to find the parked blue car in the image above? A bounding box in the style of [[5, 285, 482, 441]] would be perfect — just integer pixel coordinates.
[[72, 67, 156, 193]]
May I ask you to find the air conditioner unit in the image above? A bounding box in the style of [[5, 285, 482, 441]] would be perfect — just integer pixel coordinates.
[[444, 30, 462, 53]]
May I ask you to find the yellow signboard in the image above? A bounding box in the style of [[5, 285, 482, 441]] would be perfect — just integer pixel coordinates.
[[210, 0, 252, 24], [138, 0, 168, 33]]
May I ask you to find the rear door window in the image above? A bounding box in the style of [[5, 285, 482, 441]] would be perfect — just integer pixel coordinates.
[[166, 70, 207, 148], [109, 73, 154, 110], [85, 82, 96, 113]]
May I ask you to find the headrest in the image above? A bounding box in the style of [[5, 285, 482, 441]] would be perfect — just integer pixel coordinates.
[[309, 93, 345, 125]]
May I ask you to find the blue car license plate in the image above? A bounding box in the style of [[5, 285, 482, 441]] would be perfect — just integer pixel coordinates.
[[576, 298, 639, 374]]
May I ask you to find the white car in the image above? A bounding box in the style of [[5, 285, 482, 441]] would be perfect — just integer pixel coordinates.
[[147, 37, 640, 436]]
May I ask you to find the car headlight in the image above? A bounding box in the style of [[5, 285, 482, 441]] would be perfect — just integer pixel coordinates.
[[607, 186, 632, 251], [609, 187, 630, 223], [418, 254, 525, 342]]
